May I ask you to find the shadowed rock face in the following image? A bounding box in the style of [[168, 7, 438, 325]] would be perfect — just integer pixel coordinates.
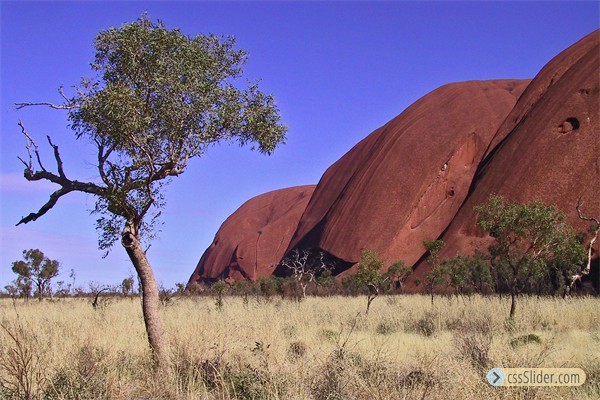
[[286, 79, 529, 267], [188, 185, 315, 284], [409, 30, 600, 285]]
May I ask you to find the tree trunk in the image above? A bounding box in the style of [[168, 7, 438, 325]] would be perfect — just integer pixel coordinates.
[[509, 292, 517, 320], [366, 294, 376, 315], [122, 224, 170, 373]]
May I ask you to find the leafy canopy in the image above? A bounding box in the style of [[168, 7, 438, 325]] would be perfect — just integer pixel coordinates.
[[475, 195, 584, 294], [353, 249, 386, 291], [11, 249, 60, 299], [12, 249, 60, 281], [19, 14, 286, 251]]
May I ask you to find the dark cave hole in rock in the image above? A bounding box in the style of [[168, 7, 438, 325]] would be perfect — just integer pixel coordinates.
[[566, 117, 580, 130], [559, 117, 580, 133]]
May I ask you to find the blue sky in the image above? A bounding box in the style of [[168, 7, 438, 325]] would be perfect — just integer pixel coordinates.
[[1, 1, 598, 290]]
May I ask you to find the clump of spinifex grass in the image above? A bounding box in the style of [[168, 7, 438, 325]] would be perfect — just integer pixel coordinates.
[[0, 295, 598, 399]]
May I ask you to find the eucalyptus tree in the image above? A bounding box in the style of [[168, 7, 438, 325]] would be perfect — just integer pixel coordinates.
[[475, 195, 585, 320], [350, 250, 406, 314], [422, 239, 447, 305], [15, 15, 286, 371], [11, 249, 60, 301]]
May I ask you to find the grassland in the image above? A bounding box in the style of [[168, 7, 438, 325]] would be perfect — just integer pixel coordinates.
[[0, 294, 598, 399]]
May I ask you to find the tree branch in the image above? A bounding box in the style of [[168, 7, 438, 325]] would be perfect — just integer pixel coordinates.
[[18, 120, 46, 172], [576, 198, 600, 227], [17, 186, 73, 226], [15, 101, 79, 110], [16, 121, 107, 226], [16, 179, 107, 226], [15, 88, 79, 111], [571, 197, 600, 287], [46, 135, 66, 179]]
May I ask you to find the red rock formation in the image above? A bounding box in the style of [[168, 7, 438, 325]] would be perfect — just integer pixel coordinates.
[[286, 79, 529, 267], [188, 185, 315, 284], [189, 31, 599, 291], [411, 30, 600, 284]]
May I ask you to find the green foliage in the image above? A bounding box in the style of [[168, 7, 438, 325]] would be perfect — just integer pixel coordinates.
[[441, 251, 493, 296], [60, 14, 287, 250], [414, 311, 436, 337], [353, 249, 385, 292], [387, 260, 413, 293], [11, 249, 60, 301], [259, 276, 283, 298], [348, 250, 407, 314], [423, 240, 444, 265], [423, 240, 446, 304], [121, 274, 134, 296], [475, 195, 585, 318], [468, 252, 494, 294], [475, 195, 585, 292], [212, 281, 228, 311], [510, 333, 542, 348], [315, 270, 340, 295]]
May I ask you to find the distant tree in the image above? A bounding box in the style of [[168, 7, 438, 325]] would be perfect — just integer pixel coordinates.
[[55, 280, 72, 297], [174, 282, 187, 295], [442, 255, 470, 298], [423, 239, 446, 305], [350, 249, 402, 314], [4, 277, 33, 300], [14, 14, 286, 371], [388, 260, 413, 294], [11, 249, 60, 301], [259, 276, 283, 299], [442, 252, 494, 298], [231, 279, 258, 297], [315, 270, 340, 295], [475, 195, 585, 320], [3, 283, 20, 299], [121, 272, 135, 297], [279, 249, 330, 299], [468, 251, 494, 294], [212, 281, 228, 310]]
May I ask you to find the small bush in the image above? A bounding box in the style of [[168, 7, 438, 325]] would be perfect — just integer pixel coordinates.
[[399, 369, 433, 388], [0, 319, 46, 400], [510, 333, 542, 348], [414, 313, 436, 337], [376, 320, 399, 335], [287, 341, 307, 360], [45, 344, 110, 399], [319, 328, 340, 342], [225, 364, 269, 400], [454, 331, 492, 372]]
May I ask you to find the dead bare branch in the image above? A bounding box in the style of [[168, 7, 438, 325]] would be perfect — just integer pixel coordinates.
[[570, 197, 600, 290], [16, 121, 107, 226], [15, 99, 78, 110], [46, 136, 66, 179], [18, 121, 46, 172], [576, 197, 600, 227], [17, 187, 73, 226]]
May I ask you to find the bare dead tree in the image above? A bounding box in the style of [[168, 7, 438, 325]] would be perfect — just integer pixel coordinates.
[[571, 198, 600, 290], [280, 249, 330, 298]]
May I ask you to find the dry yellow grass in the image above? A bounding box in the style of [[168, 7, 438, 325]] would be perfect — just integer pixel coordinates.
[[0, 294, 598, 399]]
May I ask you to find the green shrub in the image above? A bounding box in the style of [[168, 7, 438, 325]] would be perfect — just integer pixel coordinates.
[[510, 333, 542, 348]]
